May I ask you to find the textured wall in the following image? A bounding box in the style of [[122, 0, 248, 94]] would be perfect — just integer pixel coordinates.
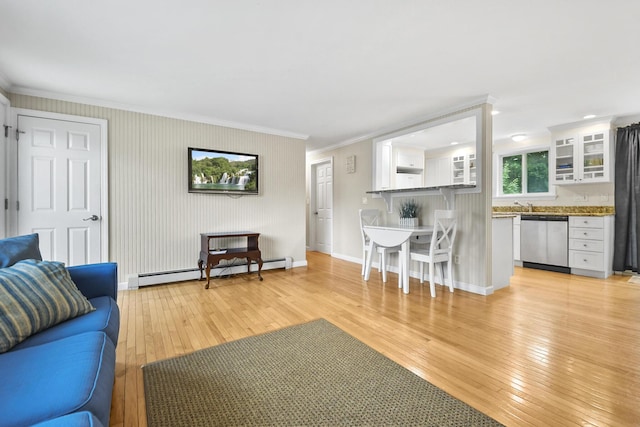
[[307, 104, 493, 292], [9, 94, 307, 282]]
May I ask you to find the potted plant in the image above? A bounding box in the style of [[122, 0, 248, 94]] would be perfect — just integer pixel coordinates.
[[398, 199, 421, 227]]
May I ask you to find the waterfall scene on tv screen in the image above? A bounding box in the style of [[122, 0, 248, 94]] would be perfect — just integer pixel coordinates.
[[189, 148, 258, 194]]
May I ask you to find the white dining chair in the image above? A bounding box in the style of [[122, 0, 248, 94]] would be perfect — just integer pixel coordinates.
[[409, 210, 457, 297], [359, 209, 400, 283]]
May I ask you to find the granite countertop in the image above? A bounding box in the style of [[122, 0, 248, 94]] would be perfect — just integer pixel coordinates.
[[492, 206, 614, 217]]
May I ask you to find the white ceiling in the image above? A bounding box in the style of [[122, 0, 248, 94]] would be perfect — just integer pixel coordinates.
[[1, 0, 639, 152], [383, 116, 477, 151]]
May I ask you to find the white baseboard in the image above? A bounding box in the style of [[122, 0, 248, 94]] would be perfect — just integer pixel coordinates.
[[120, 258, 307, 291], [118, 254, 491, 295], [330, 251, 492, 295], [331, 252, 362, 265]]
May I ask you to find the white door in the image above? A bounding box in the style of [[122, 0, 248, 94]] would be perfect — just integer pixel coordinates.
[[17, 114, 103, 265], [314, 161, 333, 254], [0, 96, 8, 238]]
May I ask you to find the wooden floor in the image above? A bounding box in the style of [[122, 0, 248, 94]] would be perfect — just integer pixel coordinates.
[[109, 252, 640, 427]]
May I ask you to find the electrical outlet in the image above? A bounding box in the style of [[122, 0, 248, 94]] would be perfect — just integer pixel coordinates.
[[454, 255, 460, 264], [362, 197, 368, 204]]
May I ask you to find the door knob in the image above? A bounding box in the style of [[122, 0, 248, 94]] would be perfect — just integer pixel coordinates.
[[83, 215, 100, 221]]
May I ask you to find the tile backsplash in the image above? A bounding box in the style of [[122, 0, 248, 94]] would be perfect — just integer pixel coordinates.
[[492, 205, 614, 215]]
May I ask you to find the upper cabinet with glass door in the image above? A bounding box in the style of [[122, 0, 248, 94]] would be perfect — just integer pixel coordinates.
[[373, 112, 480, 192], [452, 153, 476, 185], [551, 124, 613, 185]]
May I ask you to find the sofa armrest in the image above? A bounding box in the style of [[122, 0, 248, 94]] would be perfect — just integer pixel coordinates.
[[67, 262, 118, 301]]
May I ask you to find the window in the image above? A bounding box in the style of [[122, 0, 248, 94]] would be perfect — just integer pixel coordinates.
[[498, 149, 550, 197]]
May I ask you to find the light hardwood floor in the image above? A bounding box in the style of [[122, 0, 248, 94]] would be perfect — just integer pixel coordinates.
[[109, 252, 640, 427]]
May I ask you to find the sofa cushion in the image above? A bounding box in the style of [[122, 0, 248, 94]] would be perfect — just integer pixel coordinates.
[[68, 263, 118, 301], [0, 233, 42, 268], [31, 411, 105, 427], [11, 295, 120, 351], [0, 259, 95, 353], [0, 331, 115, 427]]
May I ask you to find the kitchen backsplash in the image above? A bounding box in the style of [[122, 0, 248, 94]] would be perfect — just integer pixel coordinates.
[[492, 205, 615, 215]]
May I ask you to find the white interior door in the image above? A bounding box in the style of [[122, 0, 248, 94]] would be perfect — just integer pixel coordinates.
[[314, 161, 333, 254], [17, 114, 103, 265], [0, 95, 8, 239]]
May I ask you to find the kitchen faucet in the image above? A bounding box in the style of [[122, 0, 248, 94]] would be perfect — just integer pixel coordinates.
[[514, 200, 533, 213]]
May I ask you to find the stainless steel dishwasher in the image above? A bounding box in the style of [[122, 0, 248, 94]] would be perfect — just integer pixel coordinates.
[[520, 215, 570, 273]]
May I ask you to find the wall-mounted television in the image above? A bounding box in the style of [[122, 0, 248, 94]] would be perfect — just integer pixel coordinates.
[[188, 147, 259, 195]]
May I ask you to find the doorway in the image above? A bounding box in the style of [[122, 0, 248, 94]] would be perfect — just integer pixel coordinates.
[[0, 93, 8, 239], [310, 158, 333, 254], [8, 109, 108, 265]]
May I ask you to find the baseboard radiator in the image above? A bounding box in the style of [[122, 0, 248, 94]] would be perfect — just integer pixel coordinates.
[[127, 257, 291, 289]]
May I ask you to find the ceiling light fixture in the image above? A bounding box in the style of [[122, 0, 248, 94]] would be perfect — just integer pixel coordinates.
[[583, 114, 596, 119], [491, 110, 500, 116], [511, 134, 527, 142], [450, 141, 459, 145]]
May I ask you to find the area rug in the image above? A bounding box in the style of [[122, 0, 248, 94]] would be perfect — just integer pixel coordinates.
[[143, 319, 502, 426]]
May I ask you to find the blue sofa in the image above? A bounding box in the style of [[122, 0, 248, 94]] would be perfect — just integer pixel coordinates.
[[0, 262, 120, 427]]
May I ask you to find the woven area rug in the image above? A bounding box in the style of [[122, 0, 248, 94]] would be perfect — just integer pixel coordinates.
[[143, 319, 502, 426]]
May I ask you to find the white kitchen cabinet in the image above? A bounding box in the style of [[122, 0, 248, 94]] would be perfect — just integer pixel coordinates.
[[396, 149, 424, 169], [393, 147, 424, 189], [451, 154, 476, 185], [492, 216, 514, 291], [568, 216, 614, 278], [469, 154, 477, 184], [379, 144, 392, 189], [425, 156, 452, 187], [551, 130, 613, 185], [513, 215, 521, 264], [395, 173, 422, 189]]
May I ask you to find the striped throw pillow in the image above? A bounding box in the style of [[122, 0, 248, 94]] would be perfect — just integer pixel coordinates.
[[0, 259, 95, 353]]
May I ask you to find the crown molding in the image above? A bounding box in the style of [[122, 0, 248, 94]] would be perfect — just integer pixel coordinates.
[[0, 71, 11, 92], [547, 115, 615, 133], [307, 95, 496, 155], [614, 113, 640, 127], [9, 86, 310, 141]]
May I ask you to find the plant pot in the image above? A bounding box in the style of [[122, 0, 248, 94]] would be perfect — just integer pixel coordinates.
[[399, 217, 419, 227]]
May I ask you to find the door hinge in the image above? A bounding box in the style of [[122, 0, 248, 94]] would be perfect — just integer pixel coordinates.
[[4, 198, 7, 210], [3, 125, 11, 138], [16, 200, 19, 211]]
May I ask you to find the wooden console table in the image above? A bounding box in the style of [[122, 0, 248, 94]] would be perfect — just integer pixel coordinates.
[[197, 231, 263, 288]]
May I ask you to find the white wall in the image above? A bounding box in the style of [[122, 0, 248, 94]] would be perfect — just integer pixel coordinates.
[[492, 127, 615, 208], [9, 93, 308, 283]]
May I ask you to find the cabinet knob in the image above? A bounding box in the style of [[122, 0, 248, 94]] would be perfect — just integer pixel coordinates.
[[584, 232, 588, 236]]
